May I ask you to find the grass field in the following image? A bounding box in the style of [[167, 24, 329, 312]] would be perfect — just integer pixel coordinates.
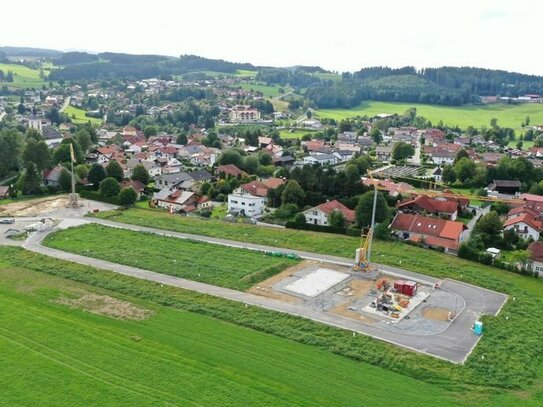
[[43, 223, 297, 290], [1, 247, 478, 407], [278, 128, 316, 139], [0, 63, 47, 89], [240, 82, 283, 97], [318, 100, 543, 130], [64, 105, 102, 125]]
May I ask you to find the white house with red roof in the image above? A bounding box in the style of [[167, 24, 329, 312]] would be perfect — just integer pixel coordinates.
[[302, 200, 356, 227], [504, 212, 541, 240], [397, 195, 460, 220], [227, 178, 285, 217]]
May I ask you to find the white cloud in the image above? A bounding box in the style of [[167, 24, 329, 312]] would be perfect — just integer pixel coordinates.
[[0, 0, 541, 75]]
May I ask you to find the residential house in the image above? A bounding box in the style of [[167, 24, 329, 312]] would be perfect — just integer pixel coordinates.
[[397, 195, 459, 220], [303, 153, 338, 166], [43, 166, 71, 188], [228, 178, 285, 216], [272, 155, 296, 168], [120, 180, 146, 199], [519, 194, 543, 217], [215, 164, 247, 178], [375, 146, 394, 161], [152, 189, 197, 213], [362, 178, 414, 197], [302, 200, 356, 226], [0, 186, 11, 199], [527, 241, 543, 277], [503, 212, 541, 240], [430, 149, 455, 165], [432, 167, 443, 182], [389, 213, 468, 254]]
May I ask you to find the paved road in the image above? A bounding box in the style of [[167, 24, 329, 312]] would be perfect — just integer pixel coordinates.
[[20, 218, 508, 363], [60, 96, 71, 112]]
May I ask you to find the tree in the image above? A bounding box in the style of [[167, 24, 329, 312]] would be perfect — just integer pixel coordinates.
[[218, 149, 243, 168], [23, 139, 51, 171], [99, 177, 120, 197], [19, 162, 42, 195], [344, 164, 360, 185], [294, 212, 307, 226], [53, 139, 83, 164], [258, 151, 272, 166], [176, 132, 188, 145], [74, 164, 89, 180], [17, 103, 25, 114], [75, 129, 92, 153], [472, 211, 503, 248], [453, 157, 476, 184], [281, 180, 305, 206], [0, 129, 24, 177], [242, 156, 260, 174], [355, 190, 388, 227], [454, 149, 469, 164], [370, 128, 382, 144], [118, 187, 137, 206], [327, 209, 346, 228], [143, 126, 158, 139], [490, 117, 498, 128], [306, 110, 312, 119], [441, 165, 456, 184], [131, 164, 150, 185], [106, 160, 124, 182], [392, 142, 415, 161], [87, 163, 107, 189], [58, 168, 73, 192]]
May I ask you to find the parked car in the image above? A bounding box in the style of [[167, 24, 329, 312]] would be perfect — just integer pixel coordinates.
[[0, 218, 15, 224]]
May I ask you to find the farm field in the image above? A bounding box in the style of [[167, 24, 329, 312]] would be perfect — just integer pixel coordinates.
[[43, 223, 297, 290], [0, 63, 47, 89], [64, 105, 102, 125], [0, 248, 467, 407], [318, 100, 543, 130]]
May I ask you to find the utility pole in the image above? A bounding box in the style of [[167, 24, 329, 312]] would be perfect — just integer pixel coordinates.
[[68, 143, 79, 208]]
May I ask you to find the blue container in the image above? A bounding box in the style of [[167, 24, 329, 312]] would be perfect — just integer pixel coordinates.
[[473, 321, 483, 335]]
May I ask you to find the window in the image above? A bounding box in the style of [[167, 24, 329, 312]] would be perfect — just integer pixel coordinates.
[[231, 200, 238, 204], [313, 211, 318, 216], [241, 202, 245, 205]]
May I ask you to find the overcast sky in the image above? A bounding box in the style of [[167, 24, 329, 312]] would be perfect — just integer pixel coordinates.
[[2, 0, 541, 75]]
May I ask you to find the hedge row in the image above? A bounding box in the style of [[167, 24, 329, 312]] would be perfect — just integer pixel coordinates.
[[79, 190, 121, 205]]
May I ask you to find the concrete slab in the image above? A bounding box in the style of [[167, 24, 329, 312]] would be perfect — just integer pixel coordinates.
[[284, 268, 350, 297]]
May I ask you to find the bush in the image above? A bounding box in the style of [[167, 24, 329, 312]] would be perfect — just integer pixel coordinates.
[[118, 187, 137, 206], [99, 177, 120, 197]]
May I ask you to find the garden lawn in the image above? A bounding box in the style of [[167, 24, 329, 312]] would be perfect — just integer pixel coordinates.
[[43, 223, 297, 290], [240, 82, 282, 97], [64, 105, 102, 125], [0, 249, 468, 407], [318, 100, 543, 131]]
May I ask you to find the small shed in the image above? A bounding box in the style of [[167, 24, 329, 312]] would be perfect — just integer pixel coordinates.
[[486, 247, 501, 259], [402, 281, 418, 297], [394, 280, 406, 292]]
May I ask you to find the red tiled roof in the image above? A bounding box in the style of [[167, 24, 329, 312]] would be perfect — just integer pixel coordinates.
[[409, 235, 460, 250], [241, 181, 269, 197], [503, 213, 542, 230], [390, 213, 466, 242], [313, 200, 356, 223], [507, 206, 539, 218], [398, 195, 458, 214], [216, 164, 247, 177], [519, 193, 543, 203], [528, 241, 543, 261], [263, 177, 285, 190]]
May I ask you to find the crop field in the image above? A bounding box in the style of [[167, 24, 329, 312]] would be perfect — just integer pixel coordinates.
[[43, 223, 297, 290], [63, 105, 102, 125], [0, 247, 473, 407], [318, 100, 543, 130], [0, 63, 47, 89]]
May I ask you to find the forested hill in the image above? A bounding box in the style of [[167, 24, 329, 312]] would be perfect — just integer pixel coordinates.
[[304, 66, 543, 108], [48, 53, 256, 81]]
